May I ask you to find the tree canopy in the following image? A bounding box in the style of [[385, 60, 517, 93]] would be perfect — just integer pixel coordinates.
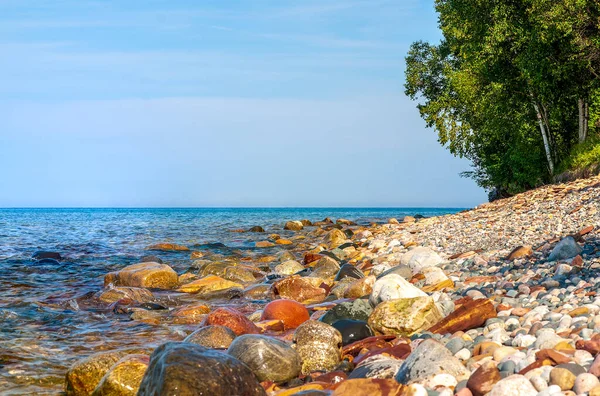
[[406, 0, 600, 196]]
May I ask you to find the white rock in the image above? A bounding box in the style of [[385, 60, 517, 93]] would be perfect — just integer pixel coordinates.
[[369, 274, 427, 306], [574, 373, 600, 394], [488, 374, 537, 396], [400, 247, 444, 274]]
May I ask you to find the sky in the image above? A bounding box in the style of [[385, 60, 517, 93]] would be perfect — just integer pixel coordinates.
[[0, 0, 488, 207]]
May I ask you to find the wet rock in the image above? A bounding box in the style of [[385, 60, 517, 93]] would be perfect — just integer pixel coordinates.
[[369, 274, 427, 306], [270, 275, 328, 304], [320, 299, 373, 325], [92, 354, 149, 396], [224, 267, 257, 283], [293, 320, 343, 374], [95, 286, 154, 304], [429, 298, 496, 334], [32, 251, 62, 261], [184, 325, 237, 349], [140, 255, 163, 264], [65, 349, 143, 395], [548, 236, 582, 261], [261, 299, 310, 330], [284, 221, 304, 231], [170, 303, 210, 324], [145, 243, 189, 252], [275, 260, 304, 275], [466, 361, 501, 396], [331, 319, 374, 346], [104, 262, 178, 290], [487, 374, 537, 396], [248, 226, 265, 232], [227, 334, 301, 382], [177, 275, 242, 294], [368, 296, 442, 337], [400, 247, 443, 274], [256, 241, 275, 248], [395, 339, 470, 383], [200, 307, 260, 335], [137, 342, 265, 395], [244, 283, 271, 300], [334, 264, 364, 281]]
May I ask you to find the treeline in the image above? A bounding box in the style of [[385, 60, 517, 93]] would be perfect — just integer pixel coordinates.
[[405, 0, 600, 197]]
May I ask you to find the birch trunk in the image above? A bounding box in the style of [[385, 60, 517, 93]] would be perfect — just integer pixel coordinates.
[[579, 98, 585, 143], [533, 102, 554, 175]]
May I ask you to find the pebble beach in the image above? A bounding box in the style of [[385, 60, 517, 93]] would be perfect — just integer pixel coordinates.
[[3, 176, 600, 395]]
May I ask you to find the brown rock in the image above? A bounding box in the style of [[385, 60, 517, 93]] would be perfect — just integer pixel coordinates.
[[190, 251, 204, 259], [176, 275, 242, 294], [332, 378, 404, 395], [429, 298, 496, 334], [92, 354, 149, 396], [170, 303, 210, 324], [145, 243, 189, 251], [344, 275, 375, 299], [284, 221, 304, 231], [270, 275, 328, 304], [275, 239, 293, 245], [256, 241, 276, 248], [507, 245, 533, 261], [104, 262, 178, 290], [324, 229, 347, 249], [304, 253, 323, 266], [95, 287, 154, 304], [201, 307, 260, 336], [467, 361, 501, 396], [261, 300, 310, 330]]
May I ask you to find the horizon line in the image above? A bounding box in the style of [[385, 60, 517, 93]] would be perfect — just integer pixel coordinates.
[[0, 206, 471, 210]]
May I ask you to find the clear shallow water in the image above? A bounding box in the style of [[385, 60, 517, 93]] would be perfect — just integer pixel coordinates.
[[0, 208, 462, 394]]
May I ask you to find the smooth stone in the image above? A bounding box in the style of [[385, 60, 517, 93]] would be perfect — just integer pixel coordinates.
[[348, 356, 403, 379], [261, 299, 310, 330], [177, 275, 242, 294], [330, 319, 374, 346], [467, 361, 501, 396], [377, 264, 413, 280], [184, 325, 237, 349], [549, 367, 576, 391], [293, 320, 342, 375], [91, 354, 149, 396], [284, 221, 304, 231], [395, 339, 470, 383], [323, 228, 347, 249], [548, 237, 582, 261], [574, 373, 600, 394], [65, 349, 145, 396], [227, 334, 301, 382], [270, 275, 328, 304], [445, 338, 465, 355], [331, 378, 404, 395], [145, 243, 189, 251], [137, 342, 265, 395], [104, 262, 178, 290], [275, 260, 305, 276], [248, 226, 265, 232], [400, 247, 444, 274], [369, 274, 427, 306], [200, 307, 260, 335], [95, 286, 154, 304], [334, 264, 365, 281], [310, 256, 341, 279], [320, 299, 373, 325], [368, 297, 443, 337], [32, 251, 62, 261], [487, 374, 537, 396]]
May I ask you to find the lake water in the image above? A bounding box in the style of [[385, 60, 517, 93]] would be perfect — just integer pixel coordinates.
[[0, 207, 463, 394]]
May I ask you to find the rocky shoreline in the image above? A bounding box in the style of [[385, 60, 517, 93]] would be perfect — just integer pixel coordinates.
[[59, 176, 600, 395]]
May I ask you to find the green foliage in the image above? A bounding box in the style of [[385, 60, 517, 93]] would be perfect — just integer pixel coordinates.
[[405, 0, 600, 195], [558, 137, 600, 173]]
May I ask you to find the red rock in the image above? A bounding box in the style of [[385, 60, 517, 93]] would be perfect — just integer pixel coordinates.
[[589, 354, 600, 376], [512, 307, 531, 317], [572, 255, 584, 267], [536, 349, 570, 365], [261, 300, 310, 330], [353, 343, 411, 365], [200, 307, 260, 336], [464, 276, 497, 284], [578, 225, 594, 237], [506, 245, 533, 260], [467, 361, 501, 396], [577, 339, 600, 355], [331, 379, 404, 396], [456, 389, 474, 396], [429, 298, 496, 334], [304, 253, 323, 266], [313, 371, 347, 384]]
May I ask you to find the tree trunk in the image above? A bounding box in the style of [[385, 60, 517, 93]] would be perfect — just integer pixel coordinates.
[[533, 102, 554, 175], [584, 100, 589, 142], [578, 98, 585, 143]]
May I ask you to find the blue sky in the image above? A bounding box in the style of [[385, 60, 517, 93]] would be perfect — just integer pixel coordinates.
[[0, 0, 487, 207]]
